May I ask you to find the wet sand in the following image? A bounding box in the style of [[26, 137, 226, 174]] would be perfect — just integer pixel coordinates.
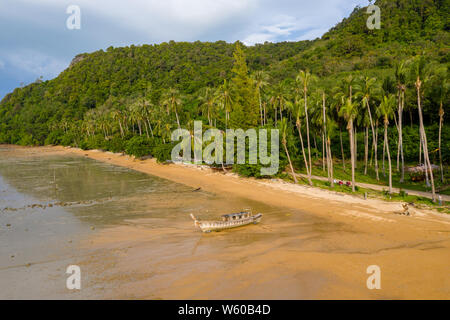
[[2, 145, 450, 299]]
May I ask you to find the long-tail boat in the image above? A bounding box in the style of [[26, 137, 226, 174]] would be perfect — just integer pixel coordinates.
[[190, 209, 262, 233]]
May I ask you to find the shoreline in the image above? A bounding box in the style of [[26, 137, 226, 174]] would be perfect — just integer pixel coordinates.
[[32, 145, 450, 224], [2, 144, 450, 299]]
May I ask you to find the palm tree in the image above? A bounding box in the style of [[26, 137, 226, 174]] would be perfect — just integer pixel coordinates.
[[252, 71, 270, 126], [269, 82, 290, 123], [355, 76, 380, 180], [411, 56, 436, 202], [296, 70, 317, 183], [215, 79, 233, 129], [111, 109, 125, 138], [199, 87, 216, 127], [395, 62, 407, 182], [295, 100, 312, 185], [430, 67, 448, 183], [379, 95, 396, 194], [161, 88, 182, 129], [280, 118, 298, 184], [339, 97, 358, 192]]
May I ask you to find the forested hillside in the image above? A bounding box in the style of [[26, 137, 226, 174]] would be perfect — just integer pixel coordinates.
[[0, 0, 448, 198]]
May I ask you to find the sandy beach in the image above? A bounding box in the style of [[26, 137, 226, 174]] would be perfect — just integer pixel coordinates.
[[2, 145, 450, 299]]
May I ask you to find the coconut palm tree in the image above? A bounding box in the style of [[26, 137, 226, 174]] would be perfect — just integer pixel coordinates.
[[269, 82, 290, 123], [379, 95, 396, 194], [252, 71, 270, 126], [215, 79, 233, 129], [280, 118, 298, 184], [198, 87, 217, 127], [395, 62, 407, 182], [161, 88, 182, 129], [355, 76, 380, 180], [430, 67, 448, 183], [411, 56, 436, 202], [296, 70, 317, 183], [295, 99, 312, 186], [339, 97, 358, 192]]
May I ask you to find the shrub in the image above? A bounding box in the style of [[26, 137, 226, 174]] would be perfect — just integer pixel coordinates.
[[125, 136, 154, 158]]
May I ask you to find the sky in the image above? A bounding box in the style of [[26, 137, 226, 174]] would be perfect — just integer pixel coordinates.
[[0, 0, 370, 100]]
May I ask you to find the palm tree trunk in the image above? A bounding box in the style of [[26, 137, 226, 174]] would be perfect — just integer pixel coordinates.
[[259, 92, 263, 126], [365, 99, 379, 180], [416, 80, 436, 201], [144, 121, 149, 138], [118, 120, 124, 138], [297, 123, 312, 186], [322, 93, 326, 173], [419, 135, 422, 164], [283, 142, 298, 184], [322, 133, 326, 172], [328, 137, 334, 187], [349, 120, 356, 192], [340, 129, 346, 171], [354, 127, 358, 169], [439, 102, 444, 183], [364, 126, 369, 175], [304, 93, 312, 181], [147, 119, 154, 138], [385, 121, 393, 194], [399, 91, 405, 183], [382, 136, 386, 177]]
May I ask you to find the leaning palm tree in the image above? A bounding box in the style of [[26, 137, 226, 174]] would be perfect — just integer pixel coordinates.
[[280, 118, 298, 184], [411, 56, 436, 202], [161, 88, 182, 129], [296, 70, 317, 183], [394, 62, 407, 182], [295, 100, 312, 185], [339, 97, 358, 192], [252, 71, 270, 126], [379, 95, 396, 194]]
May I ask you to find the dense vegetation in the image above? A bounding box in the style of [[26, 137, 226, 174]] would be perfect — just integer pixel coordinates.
[[0, 0, 448, 200]]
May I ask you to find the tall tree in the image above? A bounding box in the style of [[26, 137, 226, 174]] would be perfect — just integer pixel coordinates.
[[280, 118, 298, 184], [296, 70, 317, 183], [411, 56, 436, 201], [161, 88, 182, 129], [230, 42, 259, 129], [379, 95, 396, 194], [252, 71, 270, 126], [339, 97, 358, 192], [395, 62, 407, 182]]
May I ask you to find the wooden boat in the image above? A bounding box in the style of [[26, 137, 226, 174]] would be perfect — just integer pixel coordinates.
[[190, 209, 262, 233]]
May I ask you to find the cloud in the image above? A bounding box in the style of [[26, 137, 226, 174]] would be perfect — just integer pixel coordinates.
[[0, 0, 371, 99], [2, 50, 68, 78]]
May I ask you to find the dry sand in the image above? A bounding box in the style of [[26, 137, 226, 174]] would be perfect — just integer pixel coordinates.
[[3, 145, 450, 299]]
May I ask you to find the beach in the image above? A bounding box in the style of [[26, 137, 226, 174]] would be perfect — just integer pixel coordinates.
[[1, 145, 449, 299]]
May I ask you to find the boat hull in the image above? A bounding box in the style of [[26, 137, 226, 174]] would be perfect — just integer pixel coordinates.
[[197, 214, 262, 233]]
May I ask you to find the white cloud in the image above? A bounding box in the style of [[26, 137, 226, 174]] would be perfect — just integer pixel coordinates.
[[3, 50, 68, 78], [0, 0, 370, 95]]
